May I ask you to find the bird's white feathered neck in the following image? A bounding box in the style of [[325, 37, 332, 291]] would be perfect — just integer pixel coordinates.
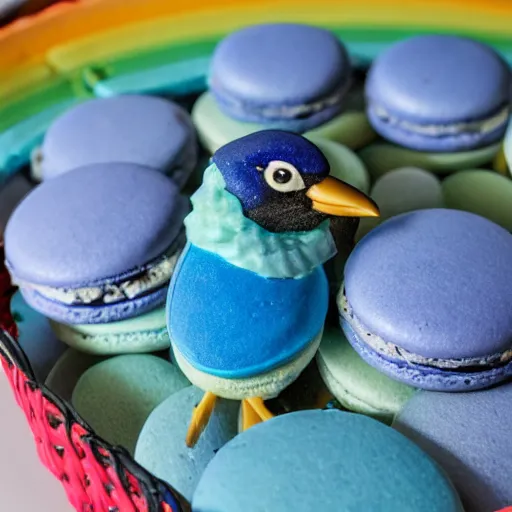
[[185, 163, 336, 279]]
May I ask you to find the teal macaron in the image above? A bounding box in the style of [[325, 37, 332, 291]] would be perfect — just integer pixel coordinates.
[[317, 327, 416, 423], [49, 305, 169, 355], [135, 386, 238, 502], [193, 410, 463, 512], [71, 354, 190, 454]]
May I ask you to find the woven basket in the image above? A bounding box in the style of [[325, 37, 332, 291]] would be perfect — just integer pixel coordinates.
[[0, 245, 190, 512], [2, 1, 512, 511]]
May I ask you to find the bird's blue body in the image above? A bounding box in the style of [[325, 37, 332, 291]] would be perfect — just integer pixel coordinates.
[[166, 131, 377, 387], [167, 242, 328, 379]]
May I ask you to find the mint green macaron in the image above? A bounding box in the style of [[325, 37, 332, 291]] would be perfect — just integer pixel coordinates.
[[442, 170, 512, 232], [356, 166, 443, 240], [192, 91, 375, 154], [359, 142, 500, 179], [45, 349, 106, 401], [307, 137, 370, 193], [71, 354, 189, 454], [317, 328, 416, 424], [50, 306, 169, 355]]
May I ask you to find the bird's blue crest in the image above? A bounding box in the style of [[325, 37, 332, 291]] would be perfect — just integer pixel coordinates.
[[212, 130, 330, 210]]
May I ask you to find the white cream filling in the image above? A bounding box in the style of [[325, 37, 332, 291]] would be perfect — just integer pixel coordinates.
[[24, 246, 182, 306], [371, 104, 509, 137], [338, 290, 512, 370], [212, 78, 352, 120]]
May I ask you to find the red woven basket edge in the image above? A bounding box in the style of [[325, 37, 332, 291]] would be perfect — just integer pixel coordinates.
[[0, 244, 190, 512]]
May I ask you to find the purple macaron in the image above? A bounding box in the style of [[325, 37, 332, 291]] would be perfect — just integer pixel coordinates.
[[5, 162, 188, 324], [339, 208, 512, 391], [365, 35, 511, 152], [36, 95, 198, 187], [209, 23, 352, 132]]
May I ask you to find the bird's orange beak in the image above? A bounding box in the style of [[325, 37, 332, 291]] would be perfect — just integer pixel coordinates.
[[306, 176, 379, 217]]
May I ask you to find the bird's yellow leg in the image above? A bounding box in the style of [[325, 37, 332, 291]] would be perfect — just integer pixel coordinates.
[[241, 397, 275, 431], [186, 391, 218, 448], [315, 388, 334, 409]]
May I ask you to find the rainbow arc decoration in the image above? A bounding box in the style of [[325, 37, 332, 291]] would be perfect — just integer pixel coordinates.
[[0, 0, 511, 177]]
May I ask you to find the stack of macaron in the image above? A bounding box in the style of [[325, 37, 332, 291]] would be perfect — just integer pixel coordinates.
[[3, 21, 512, 512], [192, 23, 376, 153], [361, 34, 511, 177], [5, 162, 189, 355]]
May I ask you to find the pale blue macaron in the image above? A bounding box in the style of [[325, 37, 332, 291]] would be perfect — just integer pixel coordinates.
[[135, 386, 238, 502], [193, 410, 463, 512], [394, 383, 512, 511], [71, 354, 190, 455]]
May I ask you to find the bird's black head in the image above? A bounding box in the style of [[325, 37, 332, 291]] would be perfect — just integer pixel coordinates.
[[212, 130, 378, 233]]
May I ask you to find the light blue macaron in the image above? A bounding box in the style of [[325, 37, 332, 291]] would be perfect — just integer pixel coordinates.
[[193, 410, 463, 511], [135, 386, 238, 502]]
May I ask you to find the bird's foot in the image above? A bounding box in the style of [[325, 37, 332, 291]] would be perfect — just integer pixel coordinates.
[[186, 391, 218, 448], [241, 397, 275, 431]]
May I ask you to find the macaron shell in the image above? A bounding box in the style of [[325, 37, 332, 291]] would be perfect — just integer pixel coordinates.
[[442, 170, 512, 232], [393, 383, 512, 511], [344, 209, 512, 359], [10, 291, 67, 381], [172, 331, 322, 400], [135, 386, 238, 502], [49, 306, 169, 355], [317, 328, 416, 423], [357, 167, 443, 240], [5, 163, 188, 287], [45, 349, 106, 402], [71, 354, 190, 455], [192, 92, 375, 154], [359, 142, 500, 178], [21, 284, 167, 325], [303, 109, 376, 150], [367, 107, 506, 152], [193, 410, 463, 512], [341, 316, 512, 391], [306, 136, 370, 193], [366, 35, 510, 123], [40, 95, 198, 184], [210, 23, 350, 110]]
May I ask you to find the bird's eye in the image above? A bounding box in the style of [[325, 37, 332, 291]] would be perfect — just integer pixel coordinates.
[[263, 160, 306, 193]]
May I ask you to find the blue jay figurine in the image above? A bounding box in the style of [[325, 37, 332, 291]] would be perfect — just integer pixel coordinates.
[[166, 130, 379, 446]]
